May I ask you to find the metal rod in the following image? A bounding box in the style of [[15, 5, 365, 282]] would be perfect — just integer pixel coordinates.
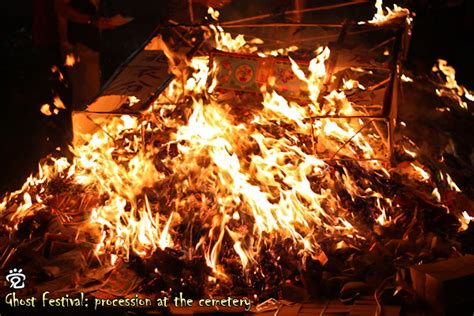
[[170, 25, 202, 53], [221, 0, 370, 25], [84, 115, 118, 142], [351, 105, 383, 109], [221, 23, 344, 29], [328, 119, 374, 160], [321, 157, 386, 161], [369, 37, 396, 52], [325, 21, 349, 86], [0, 247, 16, 269], [358, 108, 390, 151], [188, 0, 195, 24], [366, 78, 391, 91], [74, 110, 142, 115], [279, 28, 388, 45], [308, 115, 388, 119]]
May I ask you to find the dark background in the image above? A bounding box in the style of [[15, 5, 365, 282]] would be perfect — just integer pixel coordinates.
[[0, 0, 473, 194]]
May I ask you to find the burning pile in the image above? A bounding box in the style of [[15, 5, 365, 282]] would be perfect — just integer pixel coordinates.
[[1, 1, 473, 310]]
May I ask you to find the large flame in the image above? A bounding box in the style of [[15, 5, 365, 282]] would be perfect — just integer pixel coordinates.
[[359, 0, 411, 25], [1, 4, 471, 288], [433, 59, 474, 110]]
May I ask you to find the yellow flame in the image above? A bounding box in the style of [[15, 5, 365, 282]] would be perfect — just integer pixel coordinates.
[[65, 53, 77, 67], [433, 59, 472, 110], [459, 211, 474, 232], [3, 9, 468, 282], [360, 0, 410, 25], [40, 104, 53, 116]]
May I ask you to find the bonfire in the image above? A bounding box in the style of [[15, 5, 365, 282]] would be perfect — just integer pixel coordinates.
[[1, 1, 473, 315]]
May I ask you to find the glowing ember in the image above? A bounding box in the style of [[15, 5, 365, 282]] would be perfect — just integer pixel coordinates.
[[459, 211, 474, 232], [128, 96, 141, 107], [40, 104, 53, 116], [40, 96, 67, 116], [53, 96, 67, 110], [401, 74, 413, 83], [51, 65, 65, 81], [64, 53, 77, 67]]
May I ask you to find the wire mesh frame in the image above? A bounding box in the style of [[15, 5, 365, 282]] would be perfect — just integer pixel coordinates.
[[73, 3, 413, 163], [216, 17, 412, 162], [279, 18, 412, 162]]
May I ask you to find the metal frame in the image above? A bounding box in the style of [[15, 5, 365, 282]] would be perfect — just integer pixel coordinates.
[[73, 2, 413, 163], [306, 18, 413, 162]]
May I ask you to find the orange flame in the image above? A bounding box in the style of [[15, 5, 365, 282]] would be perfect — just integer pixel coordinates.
[[1, 6, 469, 283]]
